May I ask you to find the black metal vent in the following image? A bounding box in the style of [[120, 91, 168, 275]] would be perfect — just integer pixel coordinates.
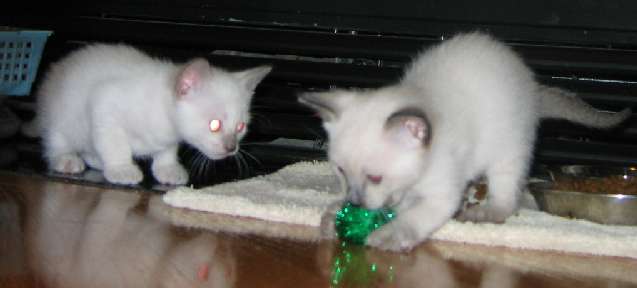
[[3, 0, 637, 171]]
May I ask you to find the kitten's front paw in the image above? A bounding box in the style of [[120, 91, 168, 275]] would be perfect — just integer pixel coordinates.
[[152, 164, 189, 185], [51, 154, 86, 174], [367, 222, 421, 252], [104, 164, 143, 185], [319, 202, 342, 240]]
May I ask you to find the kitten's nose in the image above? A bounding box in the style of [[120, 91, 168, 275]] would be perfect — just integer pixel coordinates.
[[222, 135, 238, 153], [348, 187, 363, 205], [223, 142, 237, 153]]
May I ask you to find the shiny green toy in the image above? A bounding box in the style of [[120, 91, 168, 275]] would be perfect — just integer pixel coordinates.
[[334, 202, 396, 244]]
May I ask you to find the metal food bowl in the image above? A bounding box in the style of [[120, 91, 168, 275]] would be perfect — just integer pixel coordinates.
[[529, 165, 637, 226]]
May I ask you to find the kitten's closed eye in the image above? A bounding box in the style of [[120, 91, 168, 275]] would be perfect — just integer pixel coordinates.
[[367, 174, 383, 184]]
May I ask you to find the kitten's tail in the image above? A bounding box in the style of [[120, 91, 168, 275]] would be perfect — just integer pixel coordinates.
[[21, 118, 41, 138], [539, 85, 632, 128]]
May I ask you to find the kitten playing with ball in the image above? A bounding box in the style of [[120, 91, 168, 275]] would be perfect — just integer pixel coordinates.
[[24, 44, 271, 185], [300, 32, 631, 251]]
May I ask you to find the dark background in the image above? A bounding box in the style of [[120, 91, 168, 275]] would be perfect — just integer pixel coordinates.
[[2, 1, 637, 184]]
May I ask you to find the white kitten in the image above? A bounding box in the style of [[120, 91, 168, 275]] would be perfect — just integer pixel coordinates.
[[26, 44, 271, 185], [299, 32, 630, 251]]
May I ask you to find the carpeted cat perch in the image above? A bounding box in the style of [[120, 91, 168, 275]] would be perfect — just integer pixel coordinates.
[[162, 161, 637, 260]]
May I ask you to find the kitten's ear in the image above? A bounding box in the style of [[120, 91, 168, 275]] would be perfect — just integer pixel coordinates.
[[176, 58, 211, 97], [235, 65, 272, 91], [385, 107, 431, 147], [298, 91, 343, 122]]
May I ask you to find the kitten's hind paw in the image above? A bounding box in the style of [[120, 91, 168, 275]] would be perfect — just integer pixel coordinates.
[[104, 164, 143, 185], [51, 154, 86, 174], [152, 164, 189, 185], [455, 204, 513, 223]]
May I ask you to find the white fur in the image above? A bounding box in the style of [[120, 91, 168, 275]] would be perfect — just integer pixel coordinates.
[[31, 44, 271, 185], [299, 32, 630, 251]]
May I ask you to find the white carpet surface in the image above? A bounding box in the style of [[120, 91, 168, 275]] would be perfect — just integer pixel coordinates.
[[163, 161, 637, 259], [164, 161, 343, 227]]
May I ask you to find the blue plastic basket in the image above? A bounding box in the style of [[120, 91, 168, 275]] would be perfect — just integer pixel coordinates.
[[0, 30, 52, 96]]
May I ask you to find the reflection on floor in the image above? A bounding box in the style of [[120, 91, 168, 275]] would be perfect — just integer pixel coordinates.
[[3, 173, 637, 288], [1, 135, 636, 287]]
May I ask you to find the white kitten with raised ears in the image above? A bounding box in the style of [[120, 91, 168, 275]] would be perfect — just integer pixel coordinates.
[[300, 32, 631, 251], [26, 43, 271, 185]]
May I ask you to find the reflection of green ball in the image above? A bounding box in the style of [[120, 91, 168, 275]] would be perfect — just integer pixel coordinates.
[[334, 202, 396, 244], [330, 242, 396, 287]]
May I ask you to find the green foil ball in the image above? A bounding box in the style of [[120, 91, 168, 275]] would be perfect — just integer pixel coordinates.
[[334, 202, 396, 244]]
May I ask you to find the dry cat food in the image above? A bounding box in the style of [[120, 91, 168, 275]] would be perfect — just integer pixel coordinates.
[[552, 175, 637, 195]]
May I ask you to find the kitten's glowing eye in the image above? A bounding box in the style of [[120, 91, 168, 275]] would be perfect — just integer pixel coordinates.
[[236, 122, 246, 132], [209, 119, 222, 132], [367, 174, 383, 184]]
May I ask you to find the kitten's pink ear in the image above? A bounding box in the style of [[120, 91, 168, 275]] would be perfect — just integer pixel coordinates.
[[176, 58, 211, 98], [385, 108, 431, 147]]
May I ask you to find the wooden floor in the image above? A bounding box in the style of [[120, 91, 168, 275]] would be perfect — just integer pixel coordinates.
[[1, 171, 636, 288]]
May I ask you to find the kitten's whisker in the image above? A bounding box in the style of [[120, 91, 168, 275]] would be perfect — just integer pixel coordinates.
[[241, 153, 251, 176], [187, 152, 198, 178], [238, 152, 252, 176], [196, 152, 210, 182], [233, 154, 242, 179], [204, 156, 213, 180], [240, 149, 262, 166], [241, 154, 248, 178], [234, 152, 246, 175], [237, 141, 267, 145], [192, 153, 204, 181], [202, 157, 215, 178], [250, 112, 273, 127], [233, 155, 243, 179], [300, 123, 327, 148]]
